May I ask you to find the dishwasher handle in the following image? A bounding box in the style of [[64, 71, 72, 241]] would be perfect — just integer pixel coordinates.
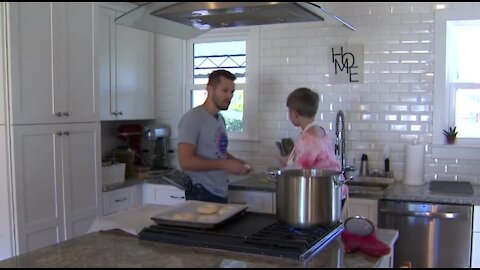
[[379, 208, 469, 219]]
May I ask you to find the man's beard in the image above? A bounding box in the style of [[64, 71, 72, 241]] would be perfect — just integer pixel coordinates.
[[215, 99, 230, 111]]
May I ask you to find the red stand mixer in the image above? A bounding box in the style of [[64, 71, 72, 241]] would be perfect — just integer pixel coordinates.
[[117, 124, 143, 165]]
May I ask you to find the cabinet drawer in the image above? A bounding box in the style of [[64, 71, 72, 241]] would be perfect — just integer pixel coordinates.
[[143, 184, 185, 206], [103, 186, 139, 216], [474, 206, 480, 232], [228, 190, 274, 214]]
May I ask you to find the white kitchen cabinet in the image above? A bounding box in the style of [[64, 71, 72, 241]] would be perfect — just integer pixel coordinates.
[[10, 123, 101, 254], [0, 6, 5, 125], [142, 183, 186, 206], [228, 190, 275, 214], [7, 2, 98, 124], [0, 125, 13, 260], [99, 5, 155, 121], [103, 185, 142, 216], [346, 198, 378, 226], [472, 205, 480, 267]]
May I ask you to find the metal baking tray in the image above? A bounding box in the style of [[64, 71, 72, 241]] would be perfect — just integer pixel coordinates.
[[150, 200, 248, 229]]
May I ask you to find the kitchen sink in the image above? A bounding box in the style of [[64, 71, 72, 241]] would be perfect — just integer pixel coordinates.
[[346, 181, 390, 193]]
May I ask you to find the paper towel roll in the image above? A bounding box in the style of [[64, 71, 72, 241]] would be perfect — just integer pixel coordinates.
[[404, 144, 425, 185]]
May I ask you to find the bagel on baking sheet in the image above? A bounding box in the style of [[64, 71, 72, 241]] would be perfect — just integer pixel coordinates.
[[196, 204, 220, 215], [170, 212, 196, 222]]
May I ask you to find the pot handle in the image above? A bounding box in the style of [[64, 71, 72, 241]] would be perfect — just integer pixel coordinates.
[[264, 168, 280, 182], [333, 175, 354, 187]]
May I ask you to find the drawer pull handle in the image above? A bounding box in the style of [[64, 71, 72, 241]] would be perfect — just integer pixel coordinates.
[[170, 195, 185, 199], [114, 198, 128, 202], [230, 201, 247, 204]]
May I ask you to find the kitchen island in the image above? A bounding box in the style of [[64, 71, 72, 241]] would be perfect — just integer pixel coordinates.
[[0, 228, 398, 268]]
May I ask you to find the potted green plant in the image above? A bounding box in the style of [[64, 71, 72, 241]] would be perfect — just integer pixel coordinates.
[[443, 126, 458, 144]]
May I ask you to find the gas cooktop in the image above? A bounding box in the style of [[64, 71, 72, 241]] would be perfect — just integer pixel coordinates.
[[138, 212, 343, 261]]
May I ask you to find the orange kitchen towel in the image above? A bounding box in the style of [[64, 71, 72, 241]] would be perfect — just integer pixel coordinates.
[[341, 230, 390, 257]]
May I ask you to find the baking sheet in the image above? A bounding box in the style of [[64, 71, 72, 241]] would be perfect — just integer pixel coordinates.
[[151, 200, 247, 229]]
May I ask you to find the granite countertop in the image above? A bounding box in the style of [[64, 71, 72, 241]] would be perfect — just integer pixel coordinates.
[[104, 170, 480, 205], [229, 174, 480, 205], [0, 228, 398, 268]]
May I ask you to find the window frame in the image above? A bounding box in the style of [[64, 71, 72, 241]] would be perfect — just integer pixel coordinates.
[[184, 26, 260, 141], [432, 7, 480, 159]]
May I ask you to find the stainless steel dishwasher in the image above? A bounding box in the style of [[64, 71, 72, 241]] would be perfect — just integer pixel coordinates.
[[378, 200, 472, 268]]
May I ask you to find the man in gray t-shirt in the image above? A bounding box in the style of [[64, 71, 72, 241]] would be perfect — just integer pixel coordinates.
[[178, 70, 253, 203]]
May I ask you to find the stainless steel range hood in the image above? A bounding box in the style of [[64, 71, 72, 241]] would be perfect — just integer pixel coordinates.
[[115, 2, 356, 39]]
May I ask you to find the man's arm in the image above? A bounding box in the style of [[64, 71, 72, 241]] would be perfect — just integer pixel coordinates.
[[178, 143, 251, 175]]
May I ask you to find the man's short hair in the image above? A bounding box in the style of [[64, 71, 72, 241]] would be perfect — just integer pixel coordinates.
[[286, 87, 319, 118], [207, 70, 236, 87]]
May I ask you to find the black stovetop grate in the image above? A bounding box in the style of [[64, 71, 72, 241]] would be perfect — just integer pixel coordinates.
[[138, 212, 343, 261]]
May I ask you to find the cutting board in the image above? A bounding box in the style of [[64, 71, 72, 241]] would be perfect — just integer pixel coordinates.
[[428, 181, 474, 195]]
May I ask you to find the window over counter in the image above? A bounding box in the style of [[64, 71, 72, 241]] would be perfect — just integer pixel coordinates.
[[185, 27, 259, 141], [433, 6, 480, 159]]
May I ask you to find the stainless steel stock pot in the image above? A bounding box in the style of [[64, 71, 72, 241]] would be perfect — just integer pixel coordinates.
[[266, 168, 349, 228]]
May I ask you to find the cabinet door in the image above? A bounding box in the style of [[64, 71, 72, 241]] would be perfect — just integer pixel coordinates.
[[0, 5, 5, 125], [8, 3, 58, 124], [8, 3, 98, 124], [0, 126, 13, 260], [98, 7, 154, 121], [11, 124, 65, 254], [347, 198, 378, 226], [62, 3, 98, 123], [61, 123, 101, 239], [115, 19, 155, 120], [228, 190, 274, 214], [98, 7, 117, 120]]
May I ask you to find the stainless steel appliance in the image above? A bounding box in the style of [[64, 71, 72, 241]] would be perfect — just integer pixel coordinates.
[[266, 168, 349, 228], [143, 125, 172, 170], [139, 212, 343, 261], [378, 200, 472, 268], [115, 2, 356, 39]]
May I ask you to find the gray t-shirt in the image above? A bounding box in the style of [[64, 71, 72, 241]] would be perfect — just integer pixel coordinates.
[[178, 105, 229, 197]]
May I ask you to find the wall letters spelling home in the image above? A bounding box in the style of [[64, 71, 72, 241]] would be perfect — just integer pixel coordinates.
[[329, 44, 364, 84]]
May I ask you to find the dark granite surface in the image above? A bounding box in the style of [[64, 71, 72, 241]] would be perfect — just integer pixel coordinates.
[[0, 229, 398, 268]]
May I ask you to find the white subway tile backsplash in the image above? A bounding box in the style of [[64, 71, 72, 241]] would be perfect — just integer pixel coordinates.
[[390, 105, 408, 112], [380, 54, 400, 64], [399, 73, 420, 83], [380, 74, 400, 83], [371, 4, 392, 15], [391, 124, 408, 131], [410, 43, 432, 53], [410, 105, 429, 112], [420, 13, 435, 24], [399, 13, 421, 24], [391, 4, 412, 14], [411, 3, 433, 14], [420, 115, 431, 122]]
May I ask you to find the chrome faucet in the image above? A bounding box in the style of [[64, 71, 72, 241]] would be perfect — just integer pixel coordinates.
[[335, 110, 355, 174], [335, 110, 346, 171]]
